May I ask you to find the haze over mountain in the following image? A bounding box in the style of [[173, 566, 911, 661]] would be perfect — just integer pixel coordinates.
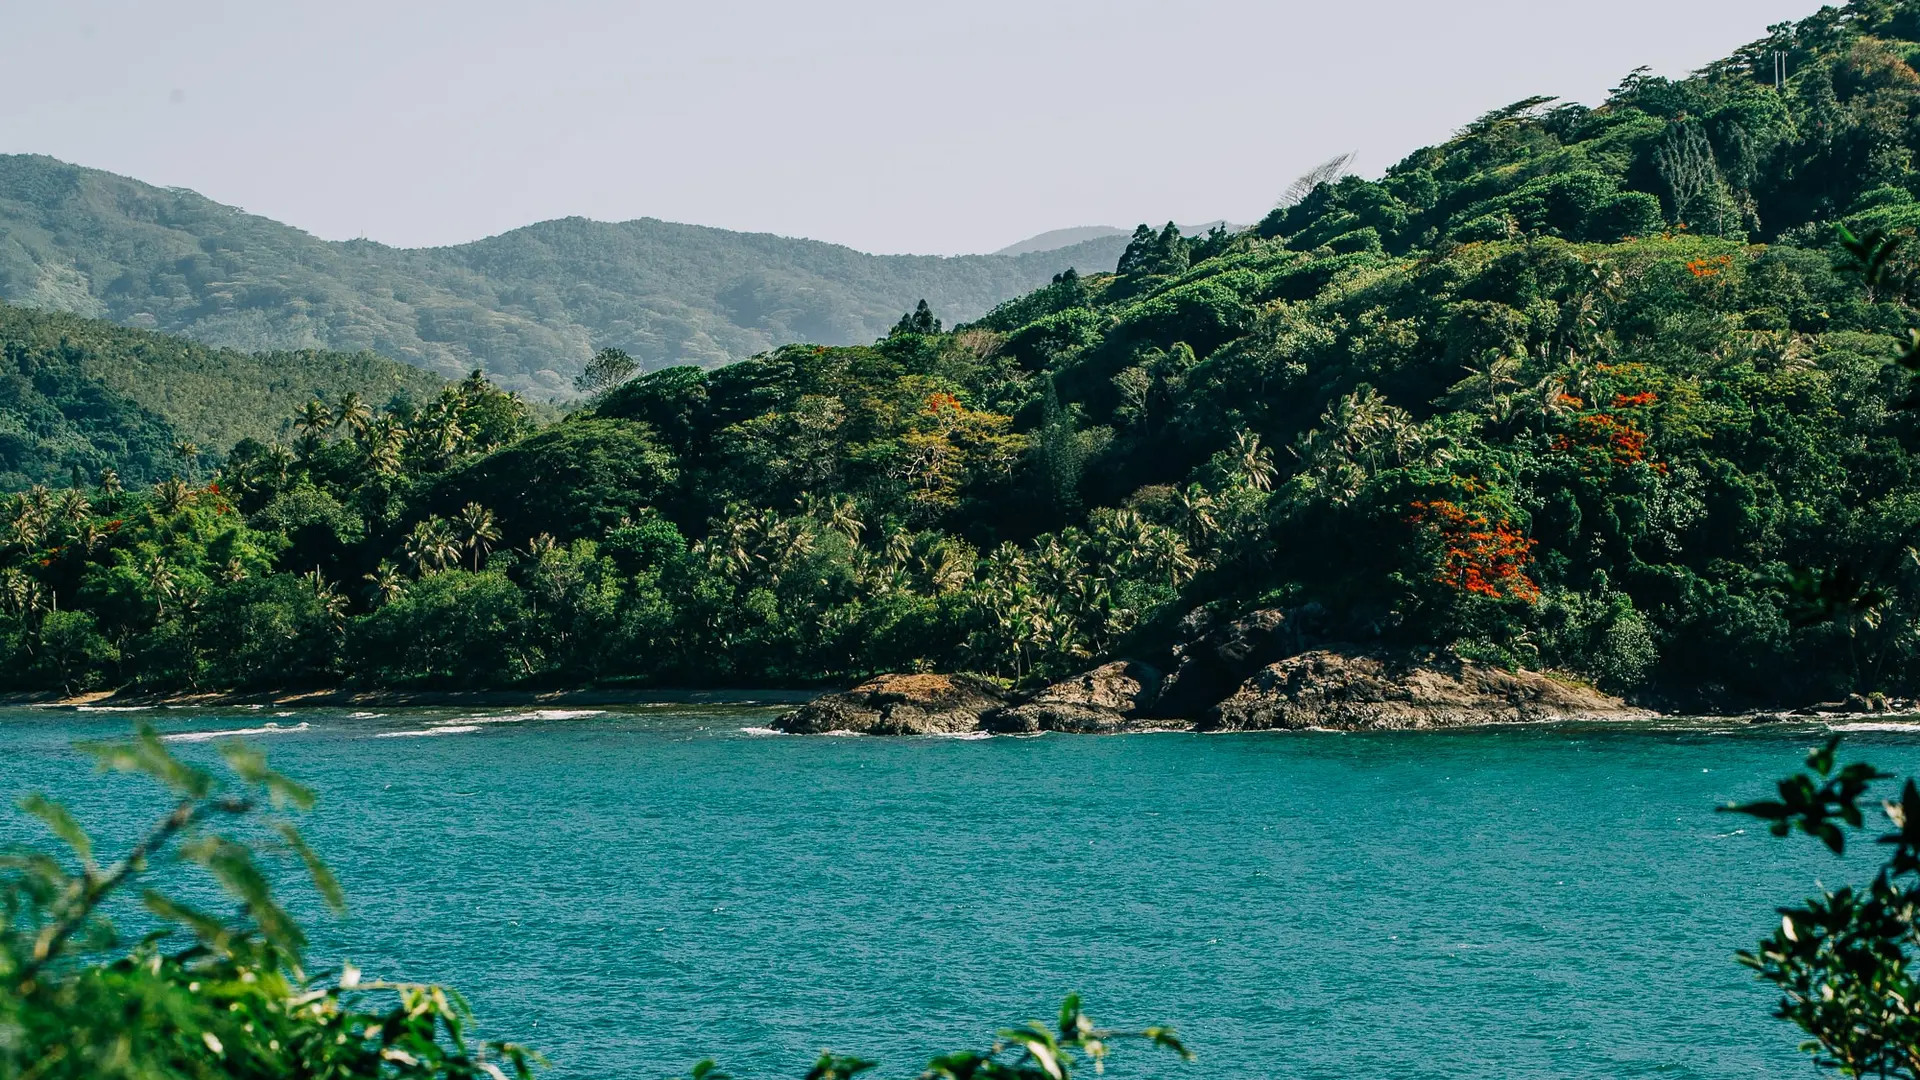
[[0, 155, 1133, 397]]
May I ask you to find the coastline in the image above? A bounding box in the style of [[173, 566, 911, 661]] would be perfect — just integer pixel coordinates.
[[0, 687, 822, 710]]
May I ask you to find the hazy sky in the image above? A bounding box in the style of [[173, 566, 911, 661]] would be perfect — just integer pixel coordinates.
[[3, 0, 1813, 255]]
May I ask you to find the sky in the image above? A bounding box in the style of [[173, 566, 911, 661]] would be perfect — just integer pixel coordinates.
[[2, 0, 1816, 256]]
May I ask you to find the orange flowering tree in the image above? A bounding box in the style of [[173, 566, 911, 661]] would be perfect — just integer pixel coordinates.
[[1407, 496, 1541, 604], [1550, 389, 1662, 473]]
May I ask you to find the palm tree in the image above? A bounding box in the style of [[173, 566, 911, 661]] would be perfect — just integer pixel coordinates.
[[97, 468, 122, 499], [1444, 351, 1524, 421], [71, 521, 107, 558], [55, 489, 91, 526], [360, 417, 404, 477], [1229, 431, 1277, 492], [154, 478, 193, 515], [293, 399, 334, 442], [403, 517, 460, 575], [363, 560, 406, 605], [219, 557, 250, 584], [305, 569, 348, 628], [455, 502, 502, 571], [261, 443, 295, 486], [174, 441, 202, 479], [335, 392, 373, 438]]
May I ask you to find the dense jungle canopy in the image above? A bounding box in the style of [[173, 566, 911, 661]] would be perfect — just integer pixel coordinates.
[[7, 1, 1920, 708]]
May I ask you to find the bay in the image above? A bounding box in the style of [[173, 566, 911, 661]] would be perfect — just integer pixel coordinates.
[[3, 705, 1909, 1079]]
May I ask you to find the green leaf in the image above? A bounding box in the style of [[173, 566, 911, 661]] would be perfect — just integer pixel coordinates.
[[20, 794, 92, 866], [275, 822, 346, 915]]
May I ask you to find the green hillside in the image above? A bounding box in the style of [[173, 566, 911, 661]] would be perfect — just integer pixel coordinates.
[[0, 302, 444, 487], [5, 0, 1920, 710], [0, 158, 1130, 397]]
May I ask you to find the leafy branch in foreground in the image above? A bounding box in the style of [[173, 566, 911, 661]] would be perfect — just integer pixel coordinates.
[[0, 722, 537, 1080], [1725, 736, 1920, 1077], [676, 992, 1190, 1080]]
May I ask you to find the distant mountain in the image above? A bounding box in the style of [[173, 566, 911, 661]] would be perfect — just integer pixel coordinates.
[[0, 156, 1133, 397], [992, 221, 1247, 257], [0, 300, 443, 487], [992, 226, 1131, 256]]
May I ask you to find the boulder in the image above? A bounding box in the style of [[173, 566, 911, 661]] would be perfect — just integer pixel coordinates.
[[983, 661, 1168, 734], [1152, 605, 1325, 719], [774, 673, 1010, 735], [1205, 648, 1648, 732]]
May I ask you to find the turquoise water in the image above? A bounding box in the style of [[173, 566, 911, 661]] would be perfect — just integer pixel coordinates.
[[2, 705, 1911, 1079]]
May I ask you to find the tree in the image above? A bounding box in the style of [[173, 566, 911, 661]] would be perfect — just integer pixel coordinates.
[[1278, 151, 1355, 208], [575, 347, 639, 396], [403, 516, 460, 576], [892, 300, 941, 336], [455, 502, 502, 572], [363, 559, 406, 605], [335, 391, 373, 438]]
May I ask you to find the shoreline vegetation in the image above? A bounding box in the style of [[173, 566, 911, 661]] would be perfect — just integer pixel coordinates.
[[10, 4, 1920, 720]]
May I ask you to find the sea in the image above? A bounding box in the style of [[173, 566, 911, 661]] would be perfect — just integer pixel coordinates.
[[3, 703, 1910, 1079]]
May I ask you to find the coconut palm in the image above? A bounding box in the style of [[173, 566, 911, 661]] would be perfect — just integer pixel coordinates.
[[1444, 351, 1524, 420], [360, 417, 404, 477], [293, 399, 334, 441], [174, 441, 201, 478], [97, 468, 122, 499], [363, 560, 405, 605], [55, 489, 91, 526], [259, 442, 295, 487], [455, 502, 502, 571], [403, 516, 460, 575], [154, 478, 193, 515], [335, 392, 374, 438], [1229, 431, 1277, 492]]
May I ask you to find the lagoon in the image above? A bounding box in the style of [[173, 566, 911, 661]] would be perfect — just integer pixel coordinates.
[[2, 705, 1902, 1079]]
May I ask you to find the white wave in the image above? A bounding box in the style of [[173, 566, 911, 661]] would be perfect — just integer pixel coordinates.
[[820, 730, 867, 737], [451, 709, 608, 725], [347, 711, 387, 719], [738, 727, 785, 736], [76, 705, 151, 712], [373, 725, 482, 738], [926, 730, 994, 740], [162, 722, 311, 743], [1830, 721, 1920, 733]]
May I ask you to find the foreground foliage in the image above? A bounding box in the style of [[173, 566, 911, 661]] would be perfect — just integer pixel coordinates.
[[1729, 737, 1920, 1077], [0, 726, 1186, 1079], [10, 2, 1920, 705]]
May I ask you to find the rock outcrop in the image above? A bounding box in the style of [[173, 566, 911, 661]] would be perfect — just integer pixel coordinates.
[[1204, 648, 1645, 731], [773, 673, 1011, 735], [983, 661, 1164, 733], [1151, 605, 1325, 719]]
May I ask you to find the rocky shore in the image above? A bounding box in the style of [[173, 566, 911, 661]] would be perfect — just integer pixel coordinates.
[[774, 606, 1651, 735]]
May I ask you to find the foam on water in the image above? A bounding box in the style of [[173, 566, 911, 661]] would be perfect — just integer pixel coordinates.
[[452, 709, 608, 725], [372, 724, 483, 738], [161, 721, 310, 742]]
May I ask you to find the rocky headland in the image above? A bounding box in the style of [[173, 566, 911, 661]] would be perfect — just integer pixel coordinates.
[[774, 607, 1651, 735]]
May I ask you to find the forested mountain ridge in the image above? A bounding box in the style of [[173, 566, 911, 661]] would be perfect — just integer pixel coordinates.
[[4, 0, 1920, 710], [0, 155, 1130, 397]]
